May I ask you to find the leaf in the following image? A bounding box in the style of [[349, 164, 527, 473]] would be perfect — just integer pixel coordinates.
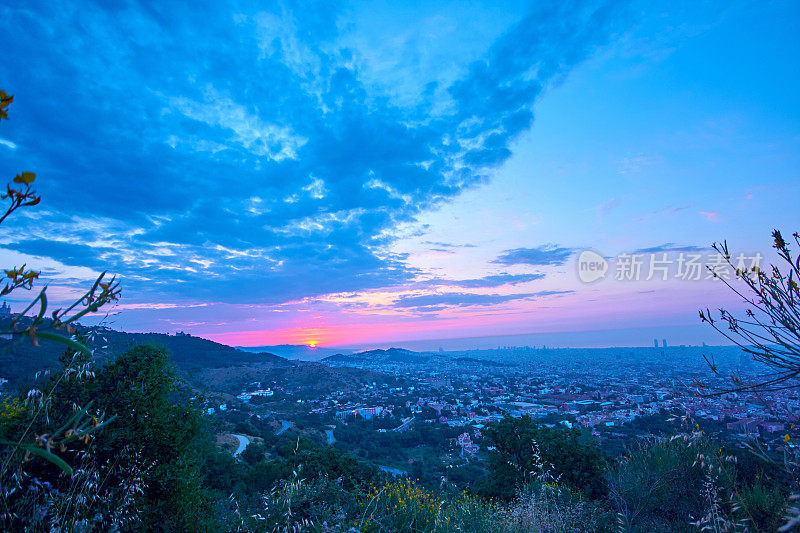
[[22, 445, 73, 475], [35, 331, 92, 357], [0, 439, 73, 475], [13, 172, 35, 185]]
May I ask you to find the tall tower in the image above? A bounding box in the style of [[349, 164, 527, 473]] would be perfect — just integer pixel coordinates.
[[0, 301, 10, 317], [662, 339, 667, 348], [653, 338, 658, 348]]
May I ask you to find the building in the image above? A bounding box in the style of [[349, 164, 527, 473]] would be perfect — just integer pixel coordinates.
[[0, 301, 10, 317], [335, 406, 383, 420], [457, 432, 478, 456], [727, 418, 758, 436]]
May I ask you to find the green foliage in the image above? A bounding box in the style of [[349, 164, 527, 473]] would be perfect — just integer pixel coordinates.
[[89, 344, 214, 531], [0, 345, 138, 530], [735, 479, 788, 532], [1, 343, 216, 531], [505, 482, 614, 533], [274, 437, 381, 490], [608, 436, 790, 532], [358, 478, 504, 533], [241, 440, 268, 466], [608, 437, 708, 531], [0, 88, 120, 477], [479, 416, 608, 500]]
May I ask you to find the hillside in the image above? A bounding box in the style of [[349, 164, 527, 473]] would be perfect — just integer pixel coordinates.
[[324, 347, 431, 365], [237, 344, 355, 361], [92, 329, 289, 369], [0, 325, 290, 388], [0, 325, 402, 398]]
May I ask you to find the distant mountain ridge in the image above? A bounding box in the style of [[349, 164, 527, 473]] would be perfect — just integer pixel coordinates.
[[323, 347, 431, 364], [0, 324, 400, 397], [0, 324, 291, 387], [236, 344, 354, 361]]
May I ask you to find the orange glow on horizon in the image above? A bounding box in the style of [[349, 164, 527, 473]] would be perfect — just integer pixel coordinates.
[[198, 281, 741, 349]]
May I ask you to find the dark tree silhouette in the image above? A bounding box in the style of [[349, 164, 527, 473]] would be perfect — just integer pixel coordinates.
[[700, 229, 800, 393]]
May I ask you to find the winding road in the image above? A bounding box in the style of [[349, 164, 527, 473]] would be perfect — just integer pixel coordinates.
[[276, 420, 292, 435], [231, 434, 250, 458]]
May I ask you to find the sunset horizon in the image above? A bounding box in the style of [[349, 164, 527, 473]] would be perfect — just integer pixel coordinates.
[[1, 1, 797, 350]]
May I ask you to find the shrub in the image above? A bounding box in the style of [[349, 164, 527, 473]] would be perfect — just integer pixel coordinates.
[[505, 482, 613, 533], [480, 416, 608, 500], [358, 478, 502, 533], [607, 436, 787, 532], [231, 472, 362, 532]]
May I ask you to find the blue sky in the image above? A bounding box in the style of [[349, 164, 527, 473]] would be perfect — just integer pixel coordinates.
[[0, 1, 798, 347]]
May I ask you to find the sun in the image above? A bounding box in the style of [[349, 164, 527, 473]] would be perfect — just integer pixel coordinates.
[[307, 342, 317, 348]]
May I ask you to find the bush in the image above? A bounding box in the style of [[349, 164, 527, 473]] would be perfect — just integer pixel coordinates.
[[608, 437, 710, 531], [607, 436, 788, 532], [358, 478, 502, 533], [505, 482, 613, 533], [480, 416, 608, 500]]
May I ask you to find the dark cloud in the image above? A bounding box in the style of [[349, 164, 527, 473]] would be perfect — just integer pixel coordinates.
[[493, 245, 576, 266], [395, 289, 572, 311], [443, 273, 545, 288], [632, 243, 708, 254], [422, 241, 478, 249], [0, 1, 626, 304], [394, 292, 537, 309]]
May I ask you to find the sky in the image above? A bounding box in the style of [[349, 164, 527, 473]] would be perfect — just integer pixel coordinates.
[[0, 1, 798, 349]]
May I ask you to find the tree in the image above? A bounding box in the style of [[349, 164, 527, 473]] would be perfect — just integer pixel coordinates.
[[1, 342, 215, 530], [479, 415, 608, 500], [88, 344, 213, 531], [700, 229, 800, 393]]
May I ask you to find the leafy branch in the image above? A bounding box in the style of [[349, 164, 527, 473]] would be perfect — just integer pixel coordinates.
[[699, 229, 800, 394], [0, 89, 121, 474]]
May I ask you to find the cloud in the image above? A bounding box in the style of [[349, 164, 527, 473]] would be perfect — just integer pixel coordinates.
[[394, 290, 566, 309], [632, 205, 690, 223], [422, 241, 477, 249], [439, 272, 545, 288], [632, 243, 708, 254], [493, 245, 575, 266], [590, 198, 619, 221], [0, 1, 626, 308], [617, 154, 662, 174], [0, 138, 17, 150], [169, 89, 307, 161], [698, 210, 719, 222]]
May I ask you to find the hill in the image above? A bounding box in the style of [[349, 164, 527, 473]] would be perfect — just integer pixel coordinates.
[[323, 347, 431, 365], [236, 344, 354, 361], [0, 324, 290, 388], [0, 324, 399, 397], [92, 329, 288, 369]]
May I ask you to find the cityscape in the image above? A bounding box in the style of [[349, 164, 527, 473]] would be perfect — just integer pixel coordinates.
[[1, 1, 798, 531]]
